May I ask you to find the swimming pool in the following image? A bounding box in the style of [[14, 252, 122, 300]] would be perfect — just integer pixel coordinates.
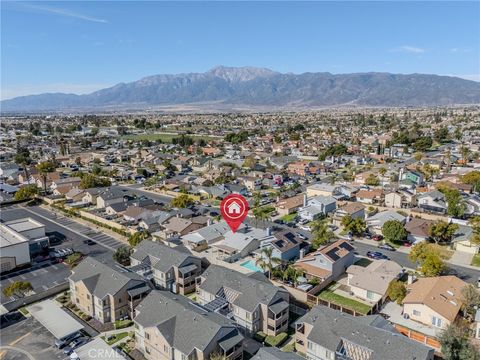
[[240, 260, 263, 272]]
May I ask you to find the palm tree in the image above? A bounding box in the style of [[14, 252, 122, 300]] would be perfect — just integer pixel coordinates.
[[36, 161, 55, 195], [460, 144, 470, 166], [286, 266, 303, 287], [310, 218, 334, 249], [255, 247, 281, 278]]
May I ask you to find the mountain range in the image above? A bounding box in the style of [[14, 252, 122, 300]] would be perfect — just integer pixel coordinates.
[[2, 66, 480, 112]]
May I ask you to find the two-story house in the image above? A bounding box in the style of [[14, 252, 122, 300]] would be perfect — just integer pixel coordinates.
[[130, 240, 204, 295], [293, 240, 355, 286], [417, 190, 447, 214], [134, 290, 243, 360], [69, 257, 151, 324], [298, 195, 337, 222], [197, 265, 289, 336]]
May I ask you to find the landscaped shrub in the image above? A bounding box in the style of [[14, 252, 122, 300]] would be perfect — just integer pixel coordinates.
[[265, 332, 288, 347]]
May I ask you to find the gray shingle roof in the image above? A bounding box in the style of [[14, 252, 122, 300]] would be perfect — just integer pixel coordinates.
[[68, 257, 146, 299], [299, 305, 433, 360], [199, 265, 288, 312], [251, 347, 304, 360], [131, 240, 198, 273], [134, 290, 242, 355]]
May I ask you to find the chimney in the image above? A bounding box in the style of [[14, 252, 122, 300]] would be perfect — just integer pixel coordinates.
[[266, 227, 271, 236], [303, 193, 307, 207], [300, 249, 305, 259], [207, 218, 212, 226], [407, 274, 415, 285]]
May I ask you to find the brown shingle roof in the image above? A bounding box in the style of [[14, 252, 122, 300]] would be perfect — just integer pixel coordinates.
[[402, 276, 469, 322]]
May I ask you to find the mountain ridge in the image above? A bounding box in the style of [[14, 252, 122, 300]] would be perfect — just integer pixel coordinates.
[[2, 66, 480, 112]]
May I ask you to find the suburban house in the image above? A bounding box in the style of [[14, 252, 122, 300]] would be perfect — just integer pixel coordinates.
[[298, 195, 336, 221], [197, 264, 290, 336], [134, 290, 243, 360], [366, 210, 407, 234], [306, 183, 337, 197], [69, 257, 151, 324], [385, 190, 416, 208], [295, 305, 434, 360], [402, 276, 468, 331], [275, 194, 305, 217], [355, 189, 384, 205], [346, 259, 403, 309], [181, 221, 230, 251], [96, 187, 132, 209], [404, 218, 434, 244], [130, 240, 204, 295], [155, 216, 206, 240], [294, 240, 355, 285], [259, 229, 307, 262], [211, 225, 272, 261], [401, 170, 425, 186], [417, 190, 447, 214], [332, 202, 365, 227], [451, 224, 479, 254]]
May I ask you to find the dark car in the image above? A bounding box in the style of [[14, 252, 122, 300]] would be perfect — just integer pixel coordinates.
[[83, 239, 96, 246], [63, 337, 89, 355], [366, 251, 389, 260], [378, 244, 396, 251]]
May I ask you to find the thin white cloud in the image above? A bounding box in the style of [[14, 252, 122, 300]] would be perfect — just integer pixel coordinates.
[[450, 74, 480, 82], [20, 3, 108, 24], [390, 45, 427, 54], [450, 48, 471, 53], [1, 83, 112, 100]]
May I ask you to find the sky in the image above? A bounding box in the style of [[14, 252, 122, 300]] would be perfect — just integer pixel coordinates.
[[1, 1, 479, 99]]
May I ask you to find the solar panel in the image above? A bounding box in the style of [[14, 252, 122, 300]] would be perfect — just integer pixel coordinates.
[[326, 249, 340, 261], [339, 242, 354, 251]]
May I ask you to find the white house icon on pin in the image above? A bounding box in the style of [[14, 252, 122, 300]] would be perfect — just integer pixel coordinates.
[[227, 201, 241, 215]]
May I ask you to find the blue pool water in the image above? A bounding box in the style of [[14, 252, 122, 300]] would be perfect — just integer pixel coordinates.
[[240, 260, 263, 272]]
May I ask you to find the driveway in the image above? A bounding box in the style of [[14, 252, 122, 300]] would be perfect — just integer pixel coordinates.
[[449, 250, 474, 266]]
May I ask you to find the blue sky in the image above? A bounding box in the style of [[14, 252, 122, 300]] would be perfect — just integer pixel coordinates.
[[1, 1, 479, 99]]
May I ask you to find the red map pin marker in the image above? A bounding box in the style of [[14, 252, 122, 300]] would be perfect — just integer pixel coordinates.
[[220, 194, 249, 233]]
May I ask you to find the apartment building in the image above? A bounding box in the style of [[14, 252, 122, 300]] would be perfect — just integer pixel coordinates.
[[134, 290, 243, 360], [130, 240, 203, 295], [197, 265, 289, 336], [69, 257, 150, 324]]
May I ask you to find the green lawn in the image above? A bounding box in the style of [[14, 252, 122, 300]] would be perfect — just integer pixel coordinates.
[[471, 253, 480, 267], [114, 319, 133, 329], [354, 258, 372, 267], [318, 290, 372, 314], [103, 332, 128, 345], [122, 133, 218, 142], [280, 212, 298, 223]]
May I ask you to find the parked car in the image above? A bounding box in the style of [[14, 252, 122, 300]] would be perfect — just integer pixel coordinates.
[[403, 241, 413, 247], [378, 244, 396, 251], [55, 332, 82, 349], [83, 239, 96, 246], [372, 234, 384, 241], [366, 251, 389, 260], [297, 233, 307, 240], [63, 337, 89, 355]]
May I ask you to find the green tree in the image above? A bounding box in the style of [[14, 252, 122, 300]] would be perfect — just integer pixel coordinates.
[[387, 280, 407, 304], [365, 174, 380, 186], [382, 220, 407, 244], [79, 174, 111, 189], [3, 281, 33, 298], [428, 221, 459, 244], [341, 215, 366, 236], [420, 252, 444, 276], [14, 147, 32, 182], [439, 324, 480, 360], [438, 185, 466, 218], [408, 242, 432, 264], [255, 247, 281, 279], [209, 352, 227, 360], [460, 284, 480, 320], [171, 194, 194, 208], [128, 231, 149, 247], [14, 184, 38, 200], [470, 216, 480, 245], [242, 156, 256, 169], [36, 161, 56, 194], [113, 246, 133, 266], [311, 218, 334, 249]]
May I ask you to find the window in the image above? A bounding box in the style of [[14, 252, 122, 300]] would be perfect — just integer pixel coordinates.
[[146, 333, 150, 340], [119, 298, 122, 303], [307, 341, 313, 350], [246, 312, 251, 320], [325, 350, 332, 359], [146, 347, 150, 354], [86, 294, 90, 300], [412, 310, 421, 317], [164, 345, 168, 353], [432, 316, 442, 328], [366, 290, 375, 300], [181, 354, 187, 360]]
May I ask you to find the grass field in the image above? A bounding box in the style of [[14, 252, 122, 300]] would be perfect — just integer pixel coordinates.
[[354, 258, 372, 267], [318, 289, 372, 314], [122, 132, 219, 142], [280, 212, 298, 223]]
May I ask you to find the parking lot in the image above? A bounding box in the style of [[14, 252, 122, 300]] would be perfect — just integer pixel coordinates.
[[0, 205, 124, 305], [0, 315, 67, 360]]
